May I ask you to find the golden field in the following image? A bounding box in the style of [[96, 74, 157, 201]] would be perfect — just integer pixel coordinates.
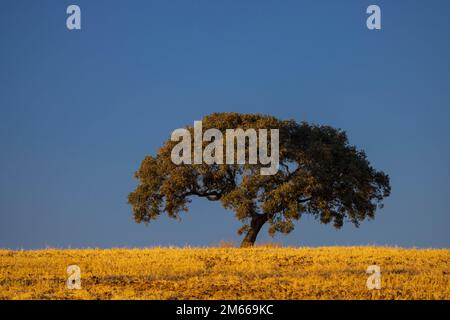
[[0, 246, 449, 300]]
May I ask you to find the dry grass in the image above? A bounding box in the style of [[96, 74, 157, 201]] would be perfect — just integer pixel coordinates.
[[0, 246, 449, 300]]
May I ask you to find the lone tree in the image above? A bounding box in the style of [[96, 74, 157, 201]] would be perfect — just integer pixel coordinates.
[[128, 113, 390, 247]]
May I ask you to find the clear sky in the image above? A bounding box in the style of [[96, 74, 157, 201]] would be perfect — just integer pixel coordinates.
[[1, 0, 449, 249]]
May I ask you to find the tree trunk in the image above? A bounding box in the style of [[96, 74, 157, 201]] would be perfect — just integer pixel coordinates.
[[240, 214, 267, 248]]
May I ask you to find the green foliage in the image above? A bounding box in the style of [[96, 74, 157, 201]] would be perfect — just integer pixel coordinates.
[[128, 112, 391, 246]]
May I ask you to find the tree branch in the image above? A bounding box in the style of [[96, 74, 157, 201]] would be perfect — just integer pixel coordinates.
[[182, 190, 223, 200], [298, 197, 312, 203]]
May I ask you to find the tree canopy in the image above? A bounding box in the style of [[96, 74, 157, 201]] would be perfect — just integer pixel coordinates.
[[128, 112, 391, 247]]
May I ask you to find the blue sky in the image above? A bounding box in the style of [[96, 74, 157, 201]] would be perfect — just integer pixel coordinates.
[[1, 0, 449, 249]]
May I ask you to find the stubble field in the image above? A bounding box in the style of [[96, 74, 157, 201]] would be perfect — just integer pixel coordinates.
[[0, 246, 449, 300]]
